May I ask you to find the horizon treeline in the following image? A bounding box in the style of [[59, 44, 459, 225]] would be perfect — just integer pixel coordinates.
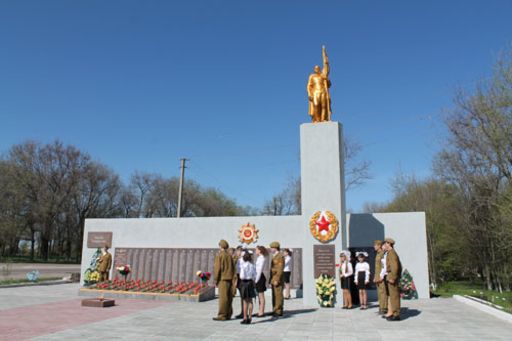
[[0, 142, 254, 262]]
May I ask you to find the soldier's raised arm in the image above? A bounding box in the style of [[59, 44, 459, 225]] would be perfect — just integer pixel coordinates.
[[322, 45, 330, 78]]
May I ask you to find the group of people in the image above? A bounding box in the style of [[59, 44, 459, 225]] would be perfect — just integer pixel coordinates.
[[213, 239, 293, 324], [339, 238, 402, 321]]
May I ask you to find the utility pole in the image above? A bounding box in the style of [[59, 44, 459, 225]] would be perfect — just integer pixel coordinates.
[[177, 158, 188, 218]]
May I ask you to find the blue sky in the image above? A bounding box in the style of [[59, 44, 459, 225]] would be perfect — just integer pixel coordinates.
[[1, 1, 511, 212]]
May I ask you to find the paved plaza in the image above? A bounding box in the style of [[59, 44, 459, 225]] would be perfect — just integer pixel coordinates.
[[0, 284, 511, 340]]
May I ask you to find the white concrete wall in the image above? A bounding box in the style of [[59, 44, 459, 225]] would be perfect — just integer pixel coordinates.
[[82, 211, 430, 300], [81, 215, 302, 285], [347, 212, 430, 299]]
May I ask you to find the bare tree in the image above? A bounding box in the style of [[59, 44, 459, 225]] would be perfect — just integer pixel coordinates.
[[262, 136, 371, 216], [434, 47, 512, 291], [344, 137, 372, 191]]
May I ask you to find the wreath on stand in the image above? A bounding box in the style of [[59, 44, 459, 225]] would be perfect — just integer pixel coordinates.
[[309, 211, 339, 243]]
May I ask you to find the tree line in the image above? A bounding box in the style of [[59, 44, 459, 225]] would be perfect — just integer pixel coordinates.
[[365, 48, 512, 292], [0, 142, 251, 262]]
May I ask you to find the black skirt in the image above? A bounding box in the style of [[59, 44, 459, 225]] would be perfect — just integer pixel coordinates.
[[356, 271, 367, 289], [283, 271, 291, 284], [255, 273, 267, 293], [240, 279, 256, 299], [341, 275, 352, 290]]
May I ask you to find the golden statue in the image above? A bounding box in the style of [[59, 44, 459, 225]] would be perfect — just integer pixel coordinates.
[[307, 46, 332, 122]]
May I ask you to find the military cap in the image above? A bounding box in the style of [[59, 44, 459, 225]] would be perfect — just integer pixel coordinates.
[[269, 241, 280, 249], [218, 239, 229, 249], [384, 237, 395, 245], [373, 240, 383, 246]]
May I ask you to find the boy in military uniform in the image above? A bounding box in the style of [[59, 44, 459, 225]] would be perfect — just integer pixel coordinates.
[[269, 241, 284, 317], [373, 240, 387, 315], [383, 238, 402, 321], [96, 245, 112, 282], [213, 239, 235, 321]]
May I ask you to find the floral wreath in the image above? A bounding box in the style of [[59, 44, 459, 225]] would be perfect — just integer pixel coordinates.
[[309, 210, 339, 243]]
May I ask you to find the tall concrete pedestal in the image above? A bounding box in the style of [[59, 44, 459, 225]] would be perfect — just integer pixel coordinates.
[[300, 122, 346, 307]]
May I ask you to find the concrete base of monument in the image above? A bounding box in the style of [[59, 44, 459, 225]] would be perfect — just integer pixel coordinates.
[[81, 298, 116, 308], [78, 286, 216, 302]]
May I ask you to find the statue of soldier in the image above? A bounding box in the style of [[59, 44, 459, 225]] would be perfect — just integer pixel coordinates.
[[307, 46, 332, 122]]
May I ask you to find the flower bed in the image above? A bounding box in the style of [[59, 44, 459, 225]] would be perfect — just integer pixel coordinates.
[[79, 278, 215, 302]]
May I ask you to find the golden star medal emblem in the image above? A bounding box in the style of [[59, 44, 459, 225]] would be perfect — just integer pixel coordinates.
[[309, 211, 339, 243], [238, 223, 259, 244]]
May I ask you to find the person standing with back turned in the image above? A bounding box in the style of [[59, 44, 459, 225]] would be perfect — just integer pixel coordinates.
[[269, 241, 284, 317], [213, 239, 235, 321], [384, 238, 402, 321]]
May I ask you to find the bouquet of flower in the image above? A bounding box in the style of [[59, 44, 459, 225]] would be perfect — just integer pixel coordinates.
[[315, 274, 336, 307], [116, 264, 131, 277], [83, 248, 102, 286], [196, 270, 211, 283], [399, 269, 418, 300]]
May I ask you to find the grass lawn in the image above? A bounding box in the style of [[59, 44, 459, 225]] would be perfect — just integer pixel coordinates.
[[435, 281, 512, 313], [0, 277, 63, 286]]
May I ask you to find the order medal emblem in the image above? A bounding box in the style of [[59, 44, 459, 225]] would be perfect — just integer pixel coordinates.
[[238, 223, 259, 244]]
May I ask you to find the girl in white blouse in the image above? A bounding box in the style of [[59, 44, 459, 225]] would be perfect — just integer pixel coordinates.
[[254, 246, 268, 317], [283, 248, 293, 299], [354, 252, 370, 310], [339, 251, 353, 309], [239, 251, 256, 324]]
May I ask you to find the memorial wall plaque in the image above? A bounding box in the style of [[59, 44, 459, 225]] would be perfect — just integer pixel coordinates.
[[314, 244, 336, 278], [113, 247, 303, 288], [87, 232, 113, 248], [113, 248, 127, 268]]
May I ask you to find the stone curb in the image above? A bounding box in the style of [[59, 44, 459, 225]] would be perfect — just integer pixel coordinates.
[[0, 280, 73, 289], [453, 294, 512, 324]]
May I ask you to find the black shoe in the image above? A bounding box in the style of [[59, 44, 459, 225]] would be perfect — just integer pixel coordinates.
[[247, 318, 252, 324], [240, 319, 247, 324], [235, 313, 244, 319], [386, 316, 401, 321]]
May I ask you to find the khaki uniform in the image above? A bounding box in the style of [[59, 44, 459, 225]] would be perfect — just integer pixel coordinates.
[[214, 250, 235, 320], [270, 252, 285, 315], [374, 250, 388, 312], [97, 252, 112, 282], [232, 255, 239, 296], [385, 248, 402, 317]]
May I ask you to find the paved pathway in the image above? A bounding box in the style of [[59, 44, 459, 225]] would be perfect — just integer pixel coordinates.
[[0, 284, 511, 340], [1, 263, 80, 281]]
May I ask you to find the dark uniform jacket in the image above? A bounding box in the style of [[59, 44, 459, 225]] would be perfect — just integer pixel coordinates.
[[385, 248, 402, 282], [214, 250, 235, 283]]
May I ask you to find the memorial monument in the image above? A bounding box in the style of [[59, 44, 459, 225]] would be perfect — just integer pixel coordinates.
[[80, 47, 429, 306]]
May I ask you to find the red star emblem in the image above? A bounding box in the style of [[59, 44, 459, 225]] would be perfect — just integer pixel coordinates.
[[316, 214, 331, 233]]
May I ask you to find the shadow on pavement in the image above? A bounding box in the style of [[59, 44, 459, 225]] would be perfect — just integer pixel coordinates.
[[400, 307, 421, 320], [251, 308, 318, 324]]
